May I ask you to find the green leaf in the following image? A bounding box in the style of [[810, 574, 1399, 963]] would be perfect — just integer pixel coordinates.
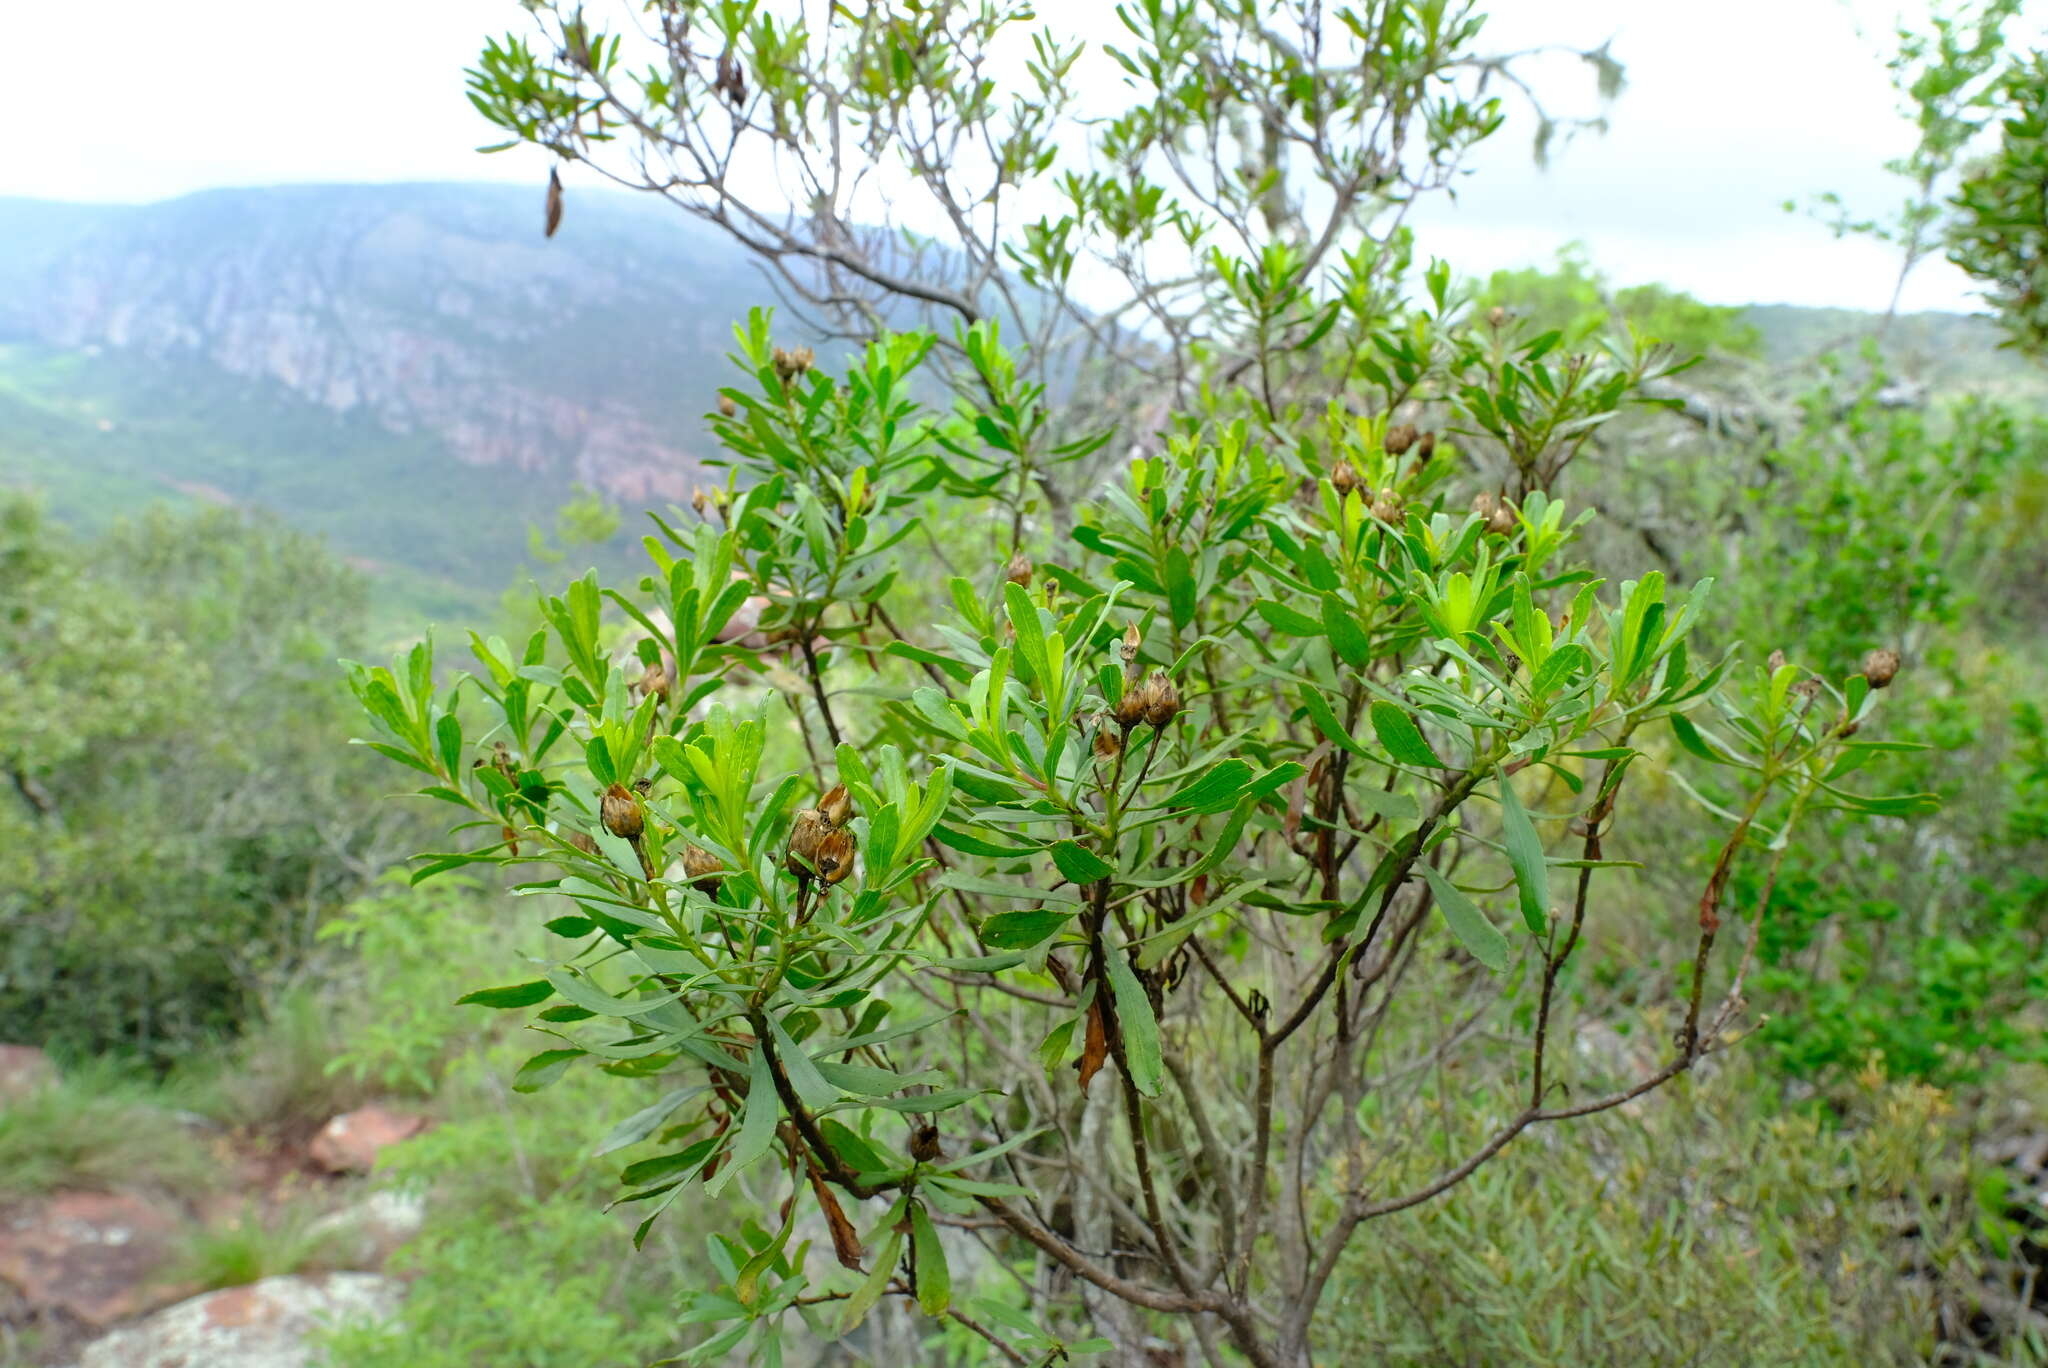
[[840, 1218, 905, 1334], [1159, 757, 1255, 811], [1668, 712, 1729, 765], [1297, 685, 1370, 756], [512, 1048, 583, 1093], [1050, 840, 1115, 884], [1421, 865, 1509, 971], [1370, 700, 1443, 767], [982, 909, 1074, 948], [456, 980, 554, 1009], [768, 1016, 838, 1110], [1321, 594, 1371, 669], [1255, 600, 1324, 637], [909, 1202, 951, 1315], [708, 1049, 780, 1196], [1498, 775, 1550, 934], [1103, 952, 1164, 1096], [1003, 581, 1050, 686]]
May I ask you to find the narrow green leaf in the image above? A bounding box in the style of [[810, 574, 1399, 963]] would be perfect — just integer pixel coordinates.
[[1370, 701, 1443, 767], [456, 980, 553, 1009], [982, 909, 1075, 948], [1320, 594, 1371, 669], [910, 1202, 951, 1315], [1498, 775, 1550, 933], [1420, 865, 1509, 971], [709, 1045, 780, 1194], [1049, 840, 1115, 884], [1103, 953, 1164, 1097]]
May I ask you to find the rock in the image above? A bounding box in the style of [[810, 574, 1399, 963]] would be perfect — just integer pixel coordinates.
[[306, 1108, 427, 1174], [305, 1189, 425, 1269], [0, 1190, 182, 1325], [0, 1044, 56, 1103], [76, 1272, 403, 1368]]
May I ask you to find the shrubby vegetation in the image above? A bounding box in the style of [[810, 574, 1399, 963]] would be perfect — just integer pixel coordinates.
[[6, 1, 2048, 1365]]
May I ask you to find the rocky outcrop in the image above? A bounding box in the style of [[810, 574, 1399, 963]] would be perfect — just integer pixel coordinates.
[[0, 1190, 183, 1326], [307, 1107, 428, 1175], [0, 184, 755, 503], [76, 1272, 403, 1368]]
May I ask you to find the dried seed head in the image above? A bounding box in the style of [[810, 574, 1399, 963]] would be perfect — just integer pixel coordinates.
[[1142, 670, 1181, 728], [1487, 502, 1516, 537], [786, 807, 830, 875], [1860, 647, 1900, 689], [1330, 459, 1360, 497], [1415, 431, 1437, 460], [1486, 305, 1509, 329], [717, 395, 738, 418], [1370, 495, 1403, 525], [1471, 490, 1497, 518], [1766, 649, 1787, 674], [1384, 423, 1418, 456], [1121, 622, 1142, 667], [601, 783, 645, 840], [1006, 551, 1034, 587], [909, 1123, 943, 1163], [683, 844, 724, 894], [1113, 680, 1149, 729], [1791, 678, 1823, 702], [817, 784, 854, 829], [690, 487, 711, 516], [815, 827, 857, 885], [636, 661, 670, 700], [792, 346, 815, 374], [1093, 727, 1122, 760]]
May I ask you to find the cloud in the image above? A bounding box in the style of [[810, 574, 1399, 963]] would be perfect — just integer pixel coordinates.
[[5, 0, 1993, 312]]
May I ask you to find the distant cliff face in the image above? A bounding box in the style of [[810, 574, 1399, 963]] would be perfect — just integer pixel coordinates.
[[1, 184, 767, 502]]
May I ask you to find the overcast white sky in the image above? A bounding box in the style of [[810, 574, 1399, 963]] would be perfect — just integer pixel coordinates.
[[6, 0, 2023, 312]]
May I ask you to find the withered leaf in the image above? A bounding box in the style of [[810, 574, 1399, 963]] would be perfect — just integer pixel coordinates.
[[1077, 999, 1109, 1092], [544, 167, 564, 239], [809, 1167, 865, 1270]]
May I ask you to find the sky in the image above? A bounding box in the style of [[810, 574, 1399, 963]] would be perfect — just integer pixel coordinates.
[[4, 0, 2015, 314]]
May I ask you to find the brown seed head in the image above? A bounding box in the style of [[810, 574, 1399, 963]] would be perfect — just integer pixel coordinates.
[[636, 661, 670, 700], [1471, 490, 1497, 518], [1113, 680, 1149, 729], [717, 395, 738, 419], [1791, 678, 1823, 702], [1093, 727, 1122, 760], [682, 844, 724, 894], [1329, 460, 1360, 497], [1766, 649, 1787, 674], [1486, 305, 1509, 328], [817, 784, 854, 829], [690, 487, 711, 516], [1121, 622, 1142, 667], [1415, 431, 1437, 460], [1385, 423, 1418, 456], [814, 828, 857, 886], [1006, 551, 1034, 587], [1370, 495, 1403, 525], [1143, 671, 1181, 728], [1487, 502, 1516, 537], [1861, 647, 1900, 689], [786, 807, 830, 875], [601, 783, 645, 840], [909, 1123, 943, 1163]]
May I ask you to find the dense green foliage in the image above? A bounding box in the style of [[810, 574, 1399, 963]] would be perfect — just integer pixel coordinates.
[[0, 499, 410, 1061]]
